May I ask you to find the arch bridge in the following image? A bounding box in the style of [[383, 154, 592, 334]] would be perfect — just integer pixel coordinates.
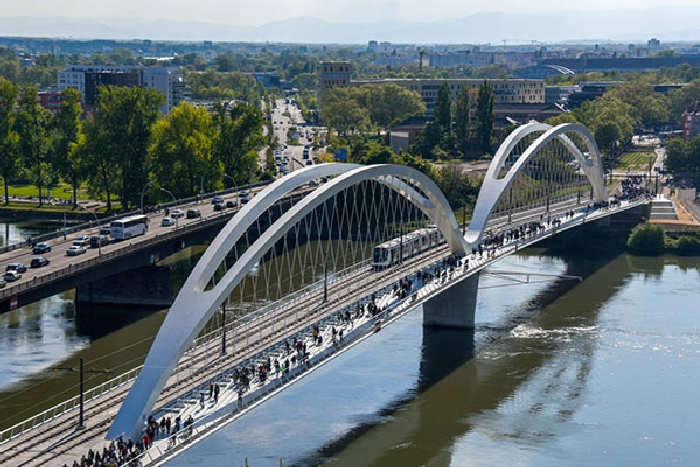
[[106, 122, 647, 441]]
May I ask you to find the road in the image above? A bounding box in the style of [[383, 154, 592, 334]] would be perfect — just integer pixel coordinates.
[[0, 188, 266, 299]]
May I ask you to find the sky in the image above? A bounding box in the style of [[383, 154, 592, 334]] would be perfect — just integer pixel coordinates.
[[3, 0, 700, 26]]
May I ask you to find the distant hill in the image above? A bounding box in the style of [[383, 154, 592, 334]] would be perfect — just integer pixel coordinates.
[[1, 7, 700, 43]]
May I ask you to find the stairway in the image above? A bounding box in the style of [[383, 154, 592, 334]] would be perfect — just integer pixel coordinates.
[[649, 198, 678, 220]]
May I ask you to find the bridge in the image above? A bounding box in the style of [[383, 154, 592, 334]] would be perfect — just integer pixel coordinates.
[[0, 182, 311, 311], [0, 122, 654, 466]]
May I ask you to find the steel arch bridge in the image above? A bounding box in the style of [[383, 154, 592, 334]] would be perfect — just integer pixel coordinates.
[[108, 122, 608, 439]]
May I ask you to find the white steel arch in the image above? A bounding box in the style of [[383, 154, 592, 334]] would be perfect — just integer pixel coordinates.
[[108, 163, 465, 439], [464, 122, 606, 246]]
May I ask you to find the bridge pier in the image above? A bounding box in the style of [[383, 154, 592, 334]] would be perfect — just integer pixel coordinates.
[[422, 273, 479, 328]]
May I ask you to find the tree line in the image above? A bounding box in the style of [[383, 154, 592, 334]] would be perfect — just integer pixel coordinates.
[[411, 80, 494, 160], [0, 77, 266, 211]]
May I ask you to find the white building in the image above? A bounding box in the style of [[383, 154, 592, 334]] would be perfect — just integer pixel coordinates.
[[58, 65, 187, 113]]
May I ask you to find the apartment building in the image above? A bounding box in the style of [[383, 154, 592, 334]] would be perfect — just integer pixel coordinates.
[[350, 78, 545, 114], [58, 65, 187, 113]]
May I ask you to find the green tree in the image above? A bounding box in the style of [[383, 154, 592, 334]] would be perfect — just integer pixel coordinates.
[[434, 81, 452, 137], [361, 83, 424, 142], [627, 223, 665, 255], [15, 85, 53, 205], [79, 118, 119, 211], [320, 87, 370, 136], [149, 102, 217, 198], [213, 102, 264, 186], [51, 87, 83, 206], [476, 81, 494, 153], [454, 86, 471, 155], [94, 86, 164, 210], [665, 138, 690, 173], [0, 78, 19, 205]]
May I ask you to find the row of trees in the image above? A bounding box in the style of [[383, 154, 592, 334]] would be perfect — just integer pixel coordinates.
[[0, 77, 265, 211], [412, 81, 494, 159], [665, 137, 700, 174], [320, 83, 425, 139]]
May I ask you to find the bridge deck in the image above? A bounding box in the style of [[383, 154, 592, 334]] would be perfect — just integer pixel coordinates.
[[0, 197, 649, 466]]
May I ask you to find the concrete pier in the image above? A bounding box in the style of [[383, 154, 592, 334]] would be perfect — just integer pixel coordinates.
[[422, 273, 479, 328]]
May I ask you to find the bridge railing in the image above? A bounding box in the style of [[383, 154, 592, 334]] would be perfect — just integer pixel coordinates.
[[0, 182, 271, 256], [0, 366, 143, 445]]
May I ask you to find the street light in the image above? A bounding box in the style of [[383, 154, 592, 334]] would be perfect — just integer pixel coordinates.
[[141, 179, 157, 214], [53, 358, 110, 430], [160, 188, 178, 228], [224, 173, 239, 208]]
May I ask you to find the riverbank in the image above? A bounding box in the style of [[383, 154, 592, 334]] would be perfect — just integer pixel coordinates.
[[0, 203, 117, 223]]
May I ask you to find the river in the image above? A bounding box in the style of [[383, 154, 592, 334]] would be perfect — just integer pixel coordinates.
[[1, 219, 699, 466]]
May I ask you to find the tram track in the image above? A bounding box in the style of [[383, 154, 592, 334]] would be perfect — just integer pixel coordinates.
[[1, 246, 451, 466]]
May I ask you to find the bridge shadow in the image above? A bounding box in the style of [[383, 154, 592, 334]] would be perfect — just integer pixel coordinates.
[[296, 248, 630, 466]]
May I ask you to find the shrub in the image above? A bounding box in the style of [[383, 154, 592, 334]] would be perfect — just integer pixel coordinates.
[[627, 223, 665, 255], [677, 235, 700, 256]]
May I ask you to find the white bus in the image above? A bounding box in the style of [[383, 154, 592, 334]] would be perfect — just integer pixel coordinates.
[[110, 215, 149, 240]]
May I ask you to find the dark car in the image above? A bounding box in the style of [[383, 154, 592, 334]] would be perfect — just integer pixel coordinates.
[[90, 235, 110, 248], [186, 208, 201, 219], [32, 242, 51, 254], [213, 203, 224, 212], [226, 200, 237, 209], [6, 263, 27, 273], [99, 227, 111, 236], [30, 256, 49, 268]]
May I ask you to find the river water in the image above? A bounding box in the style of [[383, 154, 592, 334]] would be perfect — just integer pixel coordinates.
[[1, 219, 699, 466]]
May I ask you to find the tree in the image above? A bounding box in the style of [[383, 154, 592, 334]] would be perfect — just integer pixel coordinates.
[[627, 223, 665, 255], [51, 87, 83, 206], [320, 87, 370, 136], [361, 83, 424, 142], [93, 86, 163, 210], [79, 118, 119, 211], [149, 102, 217, 198], [0, 78, 19, 205], [476, 81, 494, 153], [412, 121, 441, 159], [454, 86, 471, 155], [594, 122, 621, 155], [15, 85, 53, 205], [434, 81, 452, 137], [212, 102, 264, 186]]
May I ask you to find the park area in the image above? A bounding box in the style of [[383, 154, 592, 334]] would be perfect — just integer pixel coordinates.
[[615, 151, 655, 172]]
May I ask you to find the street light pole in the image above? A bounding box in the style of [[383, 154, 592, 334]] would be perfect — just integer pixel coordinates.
[[53, 358, 110, 431], [220, 303, 227, 356], [161, 188, 177, 228], [141, 179, 157, 214], [224, 173, 239, 207]]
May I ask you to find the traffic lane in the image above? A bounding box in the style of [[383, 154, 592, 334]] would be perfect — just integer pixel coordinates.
[[0, 189, 261, 289]]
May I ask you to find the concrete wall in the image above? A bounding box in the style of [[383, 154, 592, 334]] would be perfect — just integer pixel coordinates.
[[76, 265, 172, 307]]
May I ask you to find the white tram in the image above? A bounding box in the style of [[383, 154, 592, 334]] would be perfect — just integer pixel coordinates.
[[371, 226, 443, 270]]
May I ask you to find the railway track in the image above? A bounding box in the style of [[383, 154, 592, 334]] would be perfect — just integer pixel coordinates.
[[1, 246, 450, 466]]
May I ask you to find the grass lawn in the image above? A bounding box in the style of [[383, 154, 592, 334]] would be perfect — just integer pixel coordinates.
[[7, 183, 120, 202], [0, 201, 122, 215], [615, 152, 655, 172]]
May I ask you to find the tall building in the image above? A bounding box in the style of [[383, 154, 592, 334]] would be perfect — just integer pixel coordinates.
[[683, 101, 700, 142], [58, 65, 187, 113], [318, 61, 352, 91], [351, 78, 546, 114]]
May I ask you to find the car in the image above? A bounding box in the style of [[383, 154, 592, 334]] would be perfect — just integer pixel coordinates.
[[32, 242, 51, 254], [90, 235, 110, 248], [6, 263, 27, 274], [213, 203, 224, 212], [211, 195, 225, 205], [186, 208, 201, 219], [226, 200, 237, 209], [171, 209, 184, 219], [3, 270, 21, 282], [306, 160, 313, 166], [0, 278, 5, 289], [74, 235, 90, 243], [161, 217, 175, 227], [30, 256, 49, 268], [73, 238, 90, 248], [99, 226, 111, 236], [66, 245, 87, 256], [239, 191, 250, 204]]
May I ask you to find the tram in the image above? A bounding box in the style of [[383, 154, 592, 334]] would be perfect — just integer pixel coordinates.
[[371, 226, 443, 270]]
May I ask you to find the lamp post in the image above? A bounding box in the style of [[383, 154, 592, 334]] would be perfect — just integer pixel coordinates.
[[220, 303, 227, 356], [224, 173, 239, 208], [161, 188, 178, 228], [140, 179, 157, 214], [53, 358, 110, 430]]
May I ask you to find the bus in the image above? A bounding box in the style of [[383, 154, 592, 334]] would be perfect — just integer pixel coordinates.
[[110, 215, 149, 240]]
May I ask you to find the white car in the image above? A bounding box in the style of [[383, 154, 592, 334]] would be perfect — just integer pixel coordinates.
[[66, 245, 87, 256], [3, 270, 21, 282], [161, 218, 175, 227], [171, 209, 184, 219]]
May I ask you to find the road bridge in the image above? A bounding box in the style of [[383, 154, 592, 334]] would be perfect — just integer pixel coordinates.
[[1, 122, 654, 466]]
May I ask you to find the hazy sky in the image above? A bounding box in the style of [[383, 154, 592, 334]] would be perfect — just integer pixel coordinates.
[[3, 0, 700, 25]]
